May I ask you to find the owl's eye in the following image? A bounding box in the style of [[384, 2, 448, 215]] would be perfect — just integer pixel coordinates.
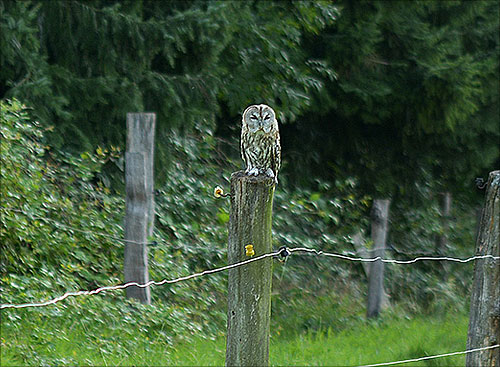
[[264, 115, 270, 120], [250, 115, 258, 121]]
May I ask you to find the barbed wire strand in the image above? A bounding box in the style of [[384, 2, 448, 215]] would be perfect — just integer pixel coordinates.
[[289, 247, 500, 264], [2, 247, 499, 310], [358, 344, 499, 367], [0, 250, 280, 310]]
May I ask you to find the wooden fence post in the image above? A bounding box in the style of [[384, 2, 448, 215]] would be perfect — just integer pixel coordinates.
[[367, 198, 391, 318], [124, 113, 156, 304], [466, 170, 499, 366], [436, 191, 452, 253], [436, 191, 452, 279], [352, 231, 390, 310], [226, 171, 275, 367]]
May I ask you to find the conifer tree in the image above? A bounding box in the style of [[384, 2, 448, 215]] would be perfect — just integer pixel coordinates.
[[286, 0, 499, 197], [1, 0, 337, 155]]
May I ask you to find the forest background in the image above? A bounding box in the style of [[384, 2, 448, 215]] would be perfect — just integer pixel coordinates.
[[0, 0, 499, 365]]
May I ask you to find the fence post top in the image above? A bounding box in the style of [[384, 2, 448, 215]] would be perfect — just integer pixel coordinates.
[[231, 170, 275, 185]]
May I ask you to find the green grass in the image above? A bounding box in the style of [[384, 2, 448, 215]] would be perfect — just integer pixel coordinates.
[[270, 314, 468, 366], [1, 310, 468, 366], [167, 313, 468, 366]]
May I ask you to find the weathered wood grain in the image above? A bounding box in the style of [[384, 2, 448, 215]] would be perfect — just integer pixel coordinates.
[[467, 170, 499, 367], [124, 113, 155, 304], [226, 171, 275, 367], [367, 198, 391, 318]]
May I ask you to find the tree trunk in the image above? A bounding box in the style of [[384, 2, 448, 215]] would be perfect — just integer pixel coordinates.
[[466, 170, 500, 367], [367, 198, 391, 318], [124, 113, 155, 304], [226, 171, 275, 367]]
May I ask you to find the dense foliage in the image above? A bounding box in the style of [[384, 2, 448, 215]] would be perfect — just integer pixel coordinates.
[[282, 0, 499, 196], [0, 0, 497, 363], [1, 0, 336, 153], [1, 99, 479, 364], [0, 99, 123, 297], [1, 0, 497, 194]]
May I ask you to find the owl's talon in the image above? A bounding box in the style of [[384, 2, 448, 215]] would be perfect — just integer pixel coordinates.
[[264, 168, 278, 185], [246, 167, 259, 176]]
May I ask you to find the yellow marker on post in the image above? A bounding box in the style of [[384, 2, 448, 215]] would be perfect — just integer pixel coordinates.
[[245, 244, 255, 257], [214, 186, 229, 198], [214, 186, 224, 198]]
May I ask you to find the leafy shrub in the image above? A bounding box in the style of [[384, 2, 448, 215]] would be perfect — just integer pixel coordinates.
[[385, 181, 478, 314], [1, 99, 125, 300], [0, 100, 213, 364], [1, 99, 479, 364]]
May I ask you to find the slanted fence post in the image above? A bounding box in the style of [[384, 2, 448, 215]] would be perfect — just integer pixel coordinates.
[[367, 198, 391, 318], [436, 191, 452, 279], [226, 171, 275, 367], [436, 191, 452, 254], [466, 170, 499, 367], [352, 231, 390, 310], [124, 113, 156, 304]]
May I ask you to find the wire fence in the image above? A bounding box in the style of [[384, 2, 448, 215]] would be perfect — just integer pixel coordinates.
[[2, 199, 499, 365], [1, 246, 498, 310], [288, 246, 499, 264], [0, 250, 280, 309], [3, 115, 498, 366], [1, 243, 498, 366]]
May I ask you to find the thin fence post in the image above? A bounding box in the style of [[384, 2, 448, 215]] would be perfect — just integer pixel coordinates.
[[367, 198, 391, 318], [466, 170, 499, 367], [436, 191, 452, 279], [226, 171, 275, 367], [124, 112, 156, 304], [352, 230, 390, 310]]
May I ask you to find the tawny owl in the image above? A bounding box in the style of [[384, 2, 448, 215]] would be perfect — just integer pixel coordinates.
[[241, 104, 281, 184]]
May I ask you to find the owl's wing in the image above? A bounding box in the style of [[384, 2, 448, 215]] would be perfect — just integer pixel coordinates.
[[241, 129, 251, 171], [272, 132, 281, 178], [240, 132, 245, 164]]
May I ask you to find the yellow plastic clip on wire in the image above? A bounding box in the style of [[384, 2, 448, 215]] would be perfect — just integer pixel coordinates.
[[245, 244, 255, 257]]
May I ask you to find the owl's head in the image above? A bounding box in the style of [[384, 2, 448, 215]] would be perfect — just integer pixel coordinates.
[[242, 104, 277, 134]]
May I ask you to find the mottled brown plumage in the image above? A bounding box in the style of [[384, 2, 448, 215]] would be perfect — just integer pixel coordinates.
[[241, 104, 281, 184]]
